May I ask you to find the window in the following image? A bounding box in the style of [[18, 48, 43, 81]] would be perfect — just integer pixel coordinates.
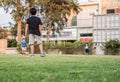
[[107, 9, 115, 14], [80, 33, 93, 37], [71, 16, 77, 26]]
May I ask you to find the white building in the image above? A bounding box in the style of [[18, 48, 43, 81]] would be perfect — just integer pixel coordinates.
[[42, 27, 77, 42], [93, 14, 120, 54]]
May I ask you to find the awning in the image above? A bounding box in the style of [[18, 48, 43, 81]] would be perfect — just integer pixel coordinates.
[[80, 38, 93, 42]]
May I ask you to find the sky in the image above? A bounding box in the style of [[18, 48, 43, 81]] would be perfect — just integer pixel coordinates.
[[0, 8, 14, 27]]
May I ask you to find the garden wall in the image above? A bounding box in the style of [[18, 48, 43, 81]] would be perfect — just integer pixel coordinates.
[[0, 39, 7, 54]]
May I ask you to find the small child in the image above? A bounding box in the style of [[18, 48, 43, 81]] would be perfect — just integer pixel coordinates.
[[84, 43, 90, 54], [21, 37, 27, 55]]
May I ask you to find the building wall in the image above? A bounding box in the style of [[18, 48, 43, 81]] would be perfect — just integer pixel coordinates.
[[93, 14, 120, 43], [42, 27, 77, 41], [77, 27, 93, 42], [93, 14, 120, 55], [100, 0, 120, 14], [67, 2, 99, 27], [67, 10, 77, 27], [77, 3, 99, 27], [42, 27, 93, 43], [63, 0, 120, 27]]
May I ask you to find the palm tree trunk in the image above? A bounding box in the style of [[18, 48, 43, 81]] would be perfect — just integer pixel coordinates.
[[46, 27, 52, 42], [17, 0, 22, 44], [17, 17, 22, 44]]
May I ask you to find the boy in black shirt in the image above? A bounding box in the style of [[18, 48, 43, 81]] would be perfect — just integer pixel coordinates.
[[25, 7, 45, 57]]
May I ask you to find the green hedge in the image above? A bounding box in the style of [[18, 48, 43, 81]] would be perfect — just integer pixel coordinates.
[[102, 40, 120, 55], [43, 41, 93, 54], [7, 39, 17, 47], [16, 41, 93, 54]]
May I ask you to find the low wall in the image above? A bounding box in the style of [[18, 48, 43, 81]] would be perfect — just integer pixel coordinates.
[[0, 39, 7, 54], [46, 48, 85, 55]]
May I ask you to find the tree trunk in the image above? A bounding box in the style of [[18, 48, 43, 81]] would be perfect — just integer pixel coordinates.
[[46, 27, 52, 42], [17, 17, 22, 44], [17, 0, 22, 45]]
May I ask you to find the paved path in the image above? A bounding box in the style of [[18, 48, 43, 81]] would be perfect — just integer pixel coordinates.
[[6, 48, 19, 54]]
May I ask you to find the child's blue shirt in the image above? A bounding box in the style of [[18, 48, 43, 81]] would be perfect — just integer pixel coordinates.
[[21, 41, 27, 47]]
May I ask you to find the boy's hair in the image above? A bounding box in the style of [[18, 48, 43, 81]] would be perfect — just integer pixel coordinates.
[[30, 7, 37, 15]]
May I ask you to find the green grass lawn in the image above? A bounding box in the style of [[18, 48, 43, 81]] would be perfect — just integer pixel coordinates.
[[0, 54, 120, 82]]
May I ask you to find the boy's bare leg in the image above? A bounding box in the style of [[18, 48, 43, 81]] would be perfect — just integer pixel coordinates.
[[30, 44, 34, 55], [22, 50, 24, 55], [39, 43, 43, 53], [23, 50, 26, 55], [39, 43, 45, 57]]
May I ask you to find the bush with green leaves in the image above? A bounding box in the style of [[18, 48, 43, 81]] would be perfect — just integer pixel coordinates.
[[16, 41, 93, 54], [43, 41, 93, 54], [102, 40, 120, 55], [73, 42, 93, 54], [16, 44, 22, 53], [7, 39, 17, 47]]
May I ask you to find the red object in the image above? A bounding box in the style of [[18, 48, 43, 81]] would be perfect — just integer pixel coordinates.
[[115, 8, 120, 13], [80, 38, 93, 42]]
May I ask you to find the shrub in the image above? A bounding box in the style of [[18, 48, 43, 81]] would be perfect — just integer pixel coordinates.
[[7, 39, 17, 47], [45, 41, 93, 54], [73, 42, 93, 55], [16, 44, 22, 53], [16, 41, 93, 54], [102, 40, 120, 55]]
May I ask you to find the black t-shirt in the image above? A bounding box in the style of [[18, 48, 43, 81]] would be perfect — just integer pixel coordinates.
[[26, 16, 42, 36]]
